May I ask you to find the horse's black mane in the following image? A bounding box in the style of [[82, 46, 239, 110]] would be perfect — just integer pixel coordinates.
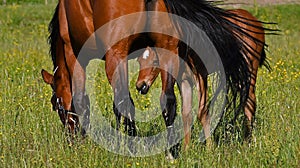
[[48, 4, 59, 69]]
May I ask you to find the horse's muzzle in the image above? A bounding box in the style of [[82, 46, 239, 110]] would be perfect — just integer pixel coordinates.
[[136, 82, 149, 95]]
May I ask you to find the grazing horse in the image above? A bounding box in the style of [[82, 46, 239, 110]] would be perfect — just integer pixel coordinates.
[[41, 1, 94, 136], [41, 5, 80, 134], [136, 9, 272, 149], [41, 0, 261, 158]]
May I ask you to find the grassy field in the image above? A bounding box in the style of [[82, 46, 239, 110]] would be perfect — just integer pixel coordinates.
[[0, 3, 299, 168]]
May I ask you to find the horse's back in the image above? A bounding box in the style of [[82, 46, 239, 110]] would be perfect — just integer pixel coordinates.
[[92, 0, 147, 49]]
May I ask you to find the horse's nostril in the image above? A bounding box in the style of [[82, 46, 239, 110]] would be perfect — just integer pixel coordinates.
[[140, 83, 149, 94], [141, 84, 147, 91], [136, 82, 149, 94]]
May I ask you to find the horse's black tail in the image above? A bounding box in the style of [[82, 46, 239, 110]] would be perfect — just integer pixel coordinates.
[[259, 46, 271, 70], [48, 4, 60, 68], [162, 0, 259, 121]]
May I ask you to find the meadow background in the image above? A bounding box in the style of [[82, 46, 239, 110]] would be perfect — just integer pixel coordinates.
[[0, 1, 299, 167]]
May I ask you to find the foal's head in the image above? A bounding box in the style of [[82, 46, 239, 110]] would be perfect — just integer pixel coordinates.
[[136, 47, 160, 94]]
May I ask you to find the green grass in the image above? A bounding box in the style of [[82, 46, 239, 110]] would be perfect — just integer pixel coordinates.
[[0, 3, 299, 168]]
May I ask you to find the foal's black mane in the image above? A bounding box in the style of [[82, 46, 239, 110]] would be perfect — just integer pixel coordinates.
[[48, 4, 59, 69]]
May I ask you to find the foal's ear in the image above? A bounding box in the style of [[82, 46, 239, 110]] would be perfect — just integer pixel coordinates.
[[41, 69, 54, 85], [146, 46, 155, 56]]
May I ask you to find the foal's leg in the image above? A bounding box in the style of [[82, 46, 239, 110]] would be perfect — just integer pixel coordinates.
[[160, 70, 180, 159]]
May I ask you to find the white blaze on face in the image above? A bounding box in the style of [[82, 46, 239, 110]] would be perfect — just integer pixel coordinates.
[[142, 49, 150, 60]]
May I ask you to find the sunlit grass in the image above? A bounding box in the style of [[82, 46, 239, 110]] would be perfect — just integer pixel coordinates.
[[0, 3, 299, 168]]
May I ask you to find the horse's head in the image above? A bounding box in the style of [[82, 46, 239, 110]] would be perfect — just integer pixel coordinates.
[[41, 69, 79, 134], [136, 47, 160, 94]]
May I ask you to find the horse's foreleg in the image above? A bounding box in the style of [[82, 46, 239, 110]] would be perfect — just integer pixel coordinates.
[[105, 47, 136, 137], [160, 70, 180, 159], [58, 0, 90, 136], [51, 35, 80, 137], [63, 43, 90, 136], [112, 103, 122, 131], [50, 36, 73, 125]]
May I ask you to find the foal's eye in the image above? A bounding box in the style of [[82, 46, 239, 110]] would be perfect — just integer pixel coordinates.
[[142, 49, 150, 60]]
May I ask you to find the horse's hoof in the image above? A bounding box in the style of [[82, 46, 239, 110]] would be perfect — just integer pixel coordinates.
[[165, 152, 175, 162]]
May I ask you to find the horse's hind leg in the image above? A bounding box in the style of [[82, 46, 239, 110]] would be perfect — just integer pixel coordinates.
[[244, 43, 262, 141], [197, 74, 210, 145], [180, 73, 193, 150], [244, 66, 258, 140], [160, 70, 180, 159]]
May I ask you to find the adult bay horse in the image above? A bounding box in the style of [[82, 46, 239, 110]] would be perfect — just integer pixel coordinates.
[[136, 9, 274, 149], [41, 0, 260, 158], [41, 1, 94, 136]]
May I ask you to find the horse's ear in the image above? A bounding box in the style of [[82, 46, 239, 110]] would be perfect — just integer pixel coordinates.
[[41, 69, 54, 85]]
